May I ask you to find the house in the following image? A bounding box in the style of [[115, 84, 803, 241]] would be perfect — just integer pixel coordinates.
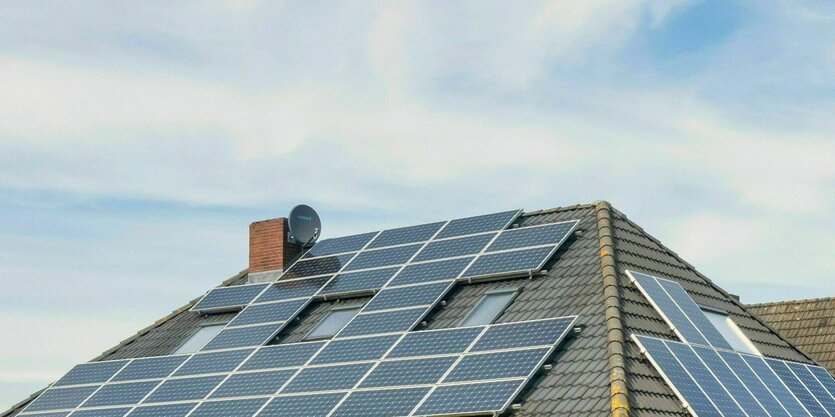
[[749, 297, 835, 375], [4, 201, 834, 417]]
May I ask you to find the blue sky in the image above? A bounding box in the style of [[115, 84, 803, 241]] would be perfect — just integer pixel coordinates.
[[1, 0, 834, 410]]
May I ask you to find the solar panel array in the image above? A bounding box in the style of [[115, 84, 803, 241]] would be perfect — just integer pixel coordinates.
[[23, 210, 583, 417], [627, 270, 734, 350], [634, 335, 835, 417], [22, 317, 577, 417]]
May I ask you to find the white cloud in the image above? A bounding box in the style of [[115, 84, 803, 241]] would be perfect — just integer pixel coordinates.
[[667, 213, 767, 264]]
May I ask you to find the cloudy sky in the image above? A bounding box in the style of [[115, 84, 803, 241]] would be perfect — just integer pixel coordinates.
[[1, 0, 834, 410]]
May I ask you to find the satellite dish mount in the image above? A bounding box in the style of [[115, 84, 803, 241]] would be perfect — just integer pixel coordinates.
[[288, 204, 321, 247]]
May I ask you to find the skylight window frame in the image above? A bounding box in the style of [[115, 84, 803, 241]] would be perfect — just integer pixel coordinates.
[[458, 288, 520, 327], [172, 321, 230, 354], [304, 304, 364, 341], [699, 305, 762, 356]]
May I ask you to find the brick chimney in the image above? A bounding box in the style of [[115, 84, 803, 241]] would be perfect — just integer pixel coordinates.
[[248, 218, 300, 281]]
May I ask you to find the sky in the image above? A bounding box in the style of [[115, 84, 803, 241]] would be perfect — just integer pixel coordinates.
[[1, 0, 834, 410]]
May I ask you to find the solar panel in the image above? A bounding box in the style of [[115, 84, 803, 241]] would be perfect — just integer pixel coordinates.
[[239, 342, 325, 371], [174, 349, 253, 376], [634, 336, 723, 417], [82, 381, 159, 407], [310, 334, 400, 365], [786, 362, 835, 413], [487, 220, 578, 252], [386, 327, 483, 359], [192, 284, 269, 313], [143, 375, 224, 403], [435, 210, 520, 239], [282, 254, 355, 279], [254, 277, 330, 303], [368, 222, 445, 249], [715, 351, 792, 417], [413, 233, 495, 262], [808, 365, 835, 400], [444, 347, 550, 382], [414, 379, 525, 416], [257, 393, 345, 417], [228, 299, 307, 327], [741, 355, 811, 417], [388, 257, 473, 286], [199, 323, 283, 351], [281, 363, 374, 393], [471, 317, 575, 351], [306, 232, 377, 257], [319, 268, 399, 296], [663, 342, 746, 417], [331, 387, 430, 417], [363, 281, 452, 312], [127, 403, 196, 417], [54, 361, 127, 387], [462, 246, 554, 278], [359, 357, 456, 388], [70, 408, 130, 417], [692, 345, 769, 416], [767, 358, 830, 417], [209, 369, 295, 399], [336, 308, 426, 337], [23, 386, 99, 412], [342, 244, 421, 271], [112, 356, 188, 382], [18, 413, 69, 417], [656, 278, 734, 350], [188, 398, 267, 417], [628, 271, 712, 347]]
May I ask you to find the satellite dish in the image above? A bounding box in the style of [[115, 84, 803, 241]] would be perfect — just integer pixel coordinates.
[[288, 204, 321, 247]]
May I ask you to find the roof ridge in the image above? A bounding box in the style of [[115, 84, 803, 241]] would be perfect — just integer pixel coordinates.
[[594, 200, 629, 417], [609, 207, 818, 365], [748, 296, 835, 307]]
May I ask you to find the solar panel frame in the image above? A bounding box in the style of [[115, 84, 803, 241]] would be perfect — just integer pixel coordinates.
[[342, 244, 422, 272], [470, 316, 576, 352], [310, 334, 401, 365], [142, 375, 224, 403], [280, 363, 374, 394], [786, 361, 835, 413], [412, 379, 526, 417], [386, 326, 485, 359], [54, 361, 128, 387], [808, 365, 835, 401], [173, 349, 254, 377], [331, 387, 431, 417], [336, 307, 428, 338], [443, 347, 551, 383], [626, 270, 712, 347], [741, 354, 812, 417], [112, 356, 189, 382], [363, 281, 453, 312], [281, 253, 356, 280], [305, 232, 378, 257], [663, 341, 746, 417], [435, 209, 521, 239], [388, 257, 473, 286], [208, 369, 295, 399], [191, 283, 270, 313], [412, 233, 496, 262], [461, 246, 555, 279], [81, 381, 159, 408], [199, 323, 284, 351], [318, 267, 400, 297], [632, 335, 724, 417], [254, 276, 330, 303], [358, 356, 458, 388], [69, 408, 131, 417], [187, 398, 268, 417], [767, 358, 831, 417], [367, 222, 445, 249], [22, 386, 101, 413], [716, 350, 792, 417], [238, 341, 325, 371], [256, 393, 346, 417], [227, 299, 307, 327], [485, 220, 578, 252], [656, 277, 734, 350], [691, 345, 769, 417], [126, 403, 196, 417]]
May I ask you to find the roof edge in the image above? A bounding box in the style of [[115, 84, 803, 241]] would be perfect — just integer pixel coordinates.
[[595, 200, 629, 417], [748, 296, 835, 308]]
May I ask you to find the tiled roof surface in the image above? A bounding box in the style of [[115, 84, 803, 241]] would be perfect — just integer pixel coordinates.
[[748, 297, 835, 373], [3, 202, 815, 417]]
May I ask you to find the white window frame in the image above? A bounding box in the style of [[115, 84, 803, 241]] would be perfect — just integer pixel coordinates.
[[304, 304, 363, 341], [700, 305, 761, 355], [458, 288, 519, 327], [172, 321, 229, 354]]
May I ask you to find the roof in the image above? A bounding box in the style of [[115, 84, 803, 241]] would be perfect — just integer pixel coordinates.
[[748, 297, 835, 373], [3, 202, 814, 417]]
